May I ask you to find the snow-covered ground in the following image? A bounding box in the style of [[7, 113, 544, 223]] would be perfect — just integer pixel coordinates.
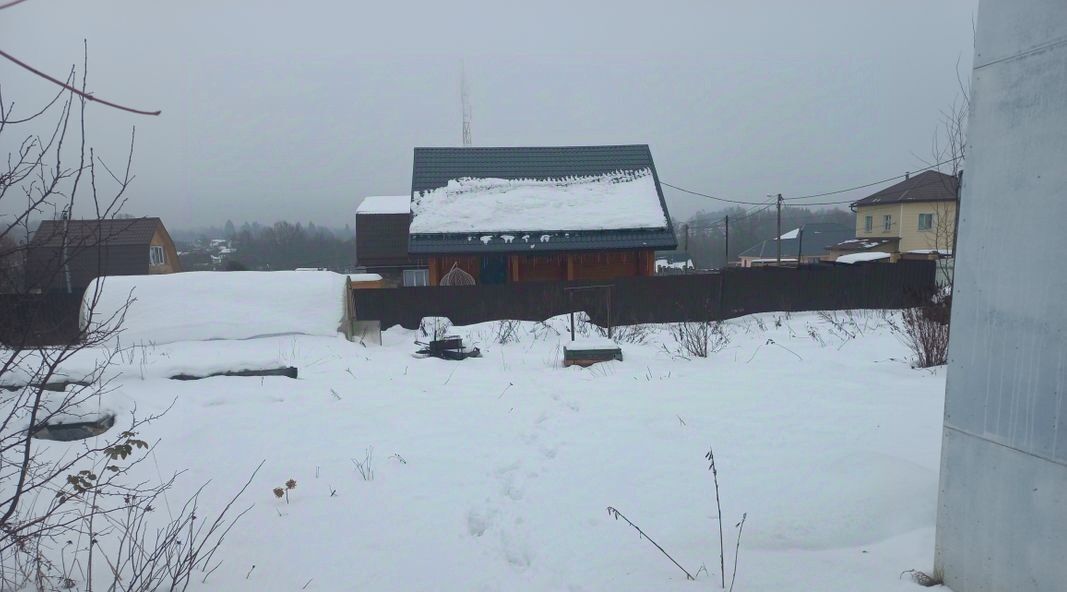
[[18, 308, 947, 591]]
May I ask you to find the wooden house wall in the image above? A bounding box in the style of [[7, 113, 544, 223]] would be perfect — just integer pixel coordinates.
[[426, 249, 655, 286], [429, 255, 481, 285], [512, 254, 566, 282], [149, 226, 182, 274], [27, 244, 148, 292], [356, 213, 419, 267]]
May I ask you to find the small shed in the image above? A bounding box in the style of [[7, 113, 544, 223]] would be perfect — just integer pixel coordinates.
[[26, 217, 180, 293]]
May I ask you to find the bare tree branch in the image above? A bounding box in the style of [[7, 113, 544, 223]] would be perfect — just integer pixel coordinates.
[[0, 49, 161, 116]]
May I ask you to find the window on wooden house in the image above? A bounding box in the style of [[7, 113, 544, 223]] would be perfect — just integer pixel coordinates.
[[882, 215, 893, 232], [403, 269, 430, 287], [918, 213, 934, 231], [149, 245, 165, 266], [864, 215, 873, 232]]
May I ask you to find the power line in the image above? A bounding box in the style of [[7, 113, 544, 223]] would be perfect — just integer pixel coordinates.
[[660, 155, 962, 208], [682, 201, 775, 231], [784, 157, 961, 201], [660, 182, 767, 206]]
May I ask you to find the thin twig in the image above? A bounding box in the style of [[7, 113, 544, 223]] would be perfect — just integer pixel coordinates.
[[606, 506, 694, 581], [729, 513, 747, 592], [0, 0, 32, 10], [706, 446, 725, 588], [0, 48, 161, 116]]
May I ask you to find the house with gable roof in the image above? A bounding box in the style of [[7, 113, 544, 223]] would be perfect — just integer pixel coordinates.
[[406, 145, 677, 285]]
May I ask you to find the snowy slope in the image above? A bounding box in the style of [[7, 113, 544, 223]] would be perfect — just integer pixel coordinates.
[[20, 310, 948, 592], [410, 169, 668, 234], [82, 271, 348, 346]]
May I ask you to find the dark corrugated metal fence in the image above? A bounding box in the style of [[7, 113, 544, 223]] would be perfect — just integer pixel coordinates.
[[352, 261, 937, 329]]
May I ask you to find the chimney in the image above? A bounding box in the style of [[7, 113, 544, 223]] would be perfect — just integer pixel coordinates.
[[905, 171, 910, 180]]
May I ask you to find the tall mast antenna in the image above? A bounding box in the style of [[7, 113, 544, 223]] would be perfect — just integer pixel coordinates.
[[461, 61, 472, 147]]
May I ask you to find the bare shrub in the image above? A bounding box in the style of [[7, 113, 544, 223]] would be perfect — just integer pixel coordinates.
[[607, 446, 747, 587], [418, 317, 452, 340], [352, 447, 374, 481], [667, 321, 728, 359], [896, 293, 951, 368], [494, 319, 521, 344], [1, 47, 253, 590], [901, 569, 943, 587]]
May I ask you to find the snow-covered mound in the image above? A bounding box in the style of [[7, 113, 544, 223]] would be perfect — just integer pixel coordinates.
[[83, 271, 348, 345]]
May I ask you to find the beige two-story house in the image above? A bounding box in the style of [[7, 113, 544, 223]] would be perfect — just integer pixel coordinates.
[[829, 170, 959, 262]]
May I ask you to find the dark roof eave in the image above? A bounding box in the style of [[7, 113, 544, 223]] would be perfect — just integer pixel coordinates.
[[409, 234, 677, 255], [851, 196, 958, 207]]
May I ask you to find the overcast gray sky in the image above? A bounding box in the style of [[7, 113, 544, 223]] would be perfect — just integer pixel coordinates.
[[1, 0, 977, 229]]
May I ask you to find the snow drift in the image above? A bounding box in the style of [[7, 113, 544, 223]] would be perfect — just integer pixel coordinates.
[[82, 271, 348, 345]]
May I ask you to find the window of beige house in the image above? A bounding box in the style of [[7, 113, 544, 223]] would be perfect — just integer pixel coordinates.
[[882, 215, 892, 232], [864, 215, 873, 232], [149, 245, 165, 266], [918, 213, 934, 231]]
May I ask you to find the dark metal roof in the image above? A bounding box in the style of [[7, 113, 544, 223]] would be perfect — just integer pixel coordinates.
[[410, 228, 676, 255], [852, 170, 959, 207], [30, 218, 163, 248], [738, 223, 854, 258], [408, 145, 676, 254]]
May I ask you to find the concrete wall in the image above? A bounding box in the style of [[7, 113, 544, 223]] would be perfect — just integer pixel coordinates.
[[934, 1, 1067, 590]]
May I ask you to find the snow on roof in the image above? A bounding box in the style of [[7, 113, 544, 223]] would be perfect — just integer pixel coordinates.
[[779, 228, 800, 240], [836, 252, 891, 264], [409, 168, 667, 234], [357, 195, 411, 215], [906, 249, 953, 255], [83, 271, 348, 345], [656, 258, 693, 270], [564, 337, 621, 351]]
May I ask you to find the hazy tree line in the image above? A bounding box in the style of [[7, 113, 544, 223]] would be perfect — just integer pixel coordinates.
[[676, 206, 854, 269], [176, 220, 356, 271]]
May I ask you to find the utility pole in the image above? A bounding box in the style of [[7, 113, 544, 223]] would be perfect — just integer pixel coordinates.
[[776, 193, 783, 266], [723, 215, 729, 269], [796, 226, 804, 268]]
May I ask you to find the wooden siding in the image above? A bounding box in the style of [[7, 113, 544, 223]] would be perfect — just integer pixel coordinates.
[[27, 219, 179, 291], [148, 226, 181, 274], [356, 213, 423, 267], [512, 254, 567, 283], [27, 245, 148, 292], [428, 250, 654, 285], [428, 255, 481, 285]]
